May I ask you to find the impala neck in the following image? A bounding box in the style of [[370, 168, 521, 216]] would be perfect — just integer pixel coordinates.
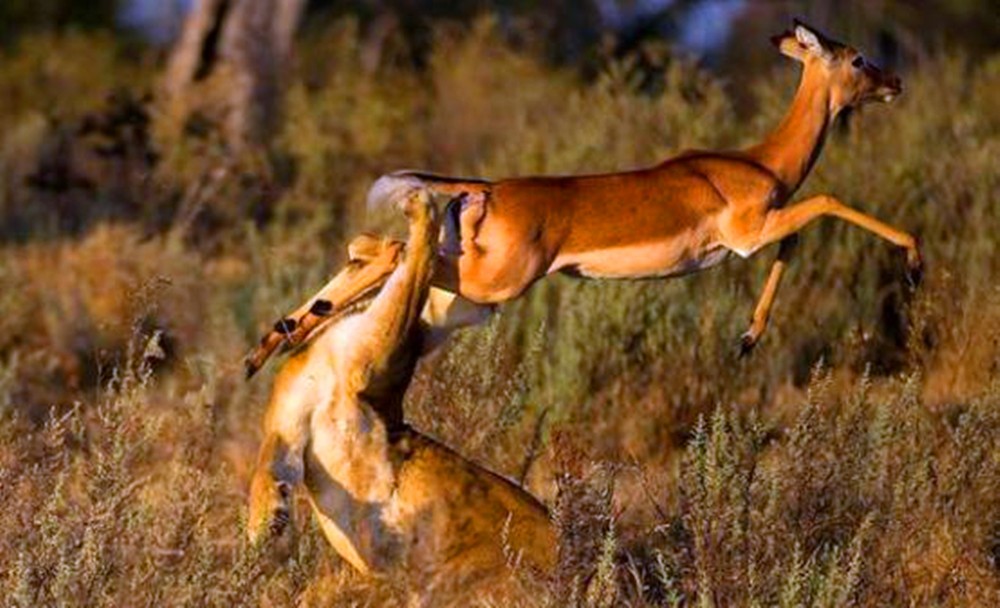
[[748, 62, 836, 192]]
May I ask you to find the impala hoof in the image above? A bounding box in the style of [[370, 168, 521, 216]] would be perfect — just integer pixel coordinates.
[[257, 507, 296, 562], [245, 357, 260, 380], [905, 253, 924, 291], [738, 332, 757, 359]]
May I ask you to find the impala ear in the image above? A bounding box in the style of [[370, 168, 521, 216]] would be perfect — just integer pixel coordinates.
[[793, 21, 833, 60], [771, 20, 833, 63]]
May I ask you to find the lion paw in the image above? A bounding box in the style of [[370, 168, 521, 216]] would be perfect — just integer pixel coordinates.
[[399, 188, 433, 221]]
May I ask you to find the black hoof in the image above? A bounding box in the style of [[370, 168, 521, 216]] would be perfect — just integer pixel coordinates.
[[905, 241, 924, 291], [905, 261, 924, 291], [244, 358, 259, 380], [738, 333, 757, 359]]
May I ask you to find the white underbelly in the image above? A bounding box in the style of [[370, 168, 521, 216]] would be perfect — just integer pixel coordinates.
[[552, 239, 730, 279]]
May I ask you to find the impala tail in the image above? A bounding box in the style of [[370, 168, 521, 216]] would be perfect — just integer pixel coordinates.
[[366, 171, 489, 214]]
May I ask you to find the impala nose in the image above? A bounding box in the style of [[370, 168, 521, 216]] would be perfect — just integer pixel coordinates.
[[877, 74, 902, 103], [886, 74, 902, 95]]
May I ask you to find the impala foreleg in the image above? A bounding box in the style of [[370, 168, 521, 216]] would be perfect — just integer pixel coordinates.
[[732, 194, 921, 354], [754, 194, 922, 279], [420, 287, 496, 353], [739, 235, 798, 357]]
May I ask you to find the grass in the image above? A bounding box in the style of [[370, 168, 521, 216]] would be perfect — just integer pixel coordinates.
[[0, 18, 998, 606]]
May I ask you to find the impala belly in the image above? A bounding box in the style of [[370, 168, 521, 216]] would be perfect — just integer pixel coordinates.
[[551, 225, 730, 279], [487, 164, 731, 281]]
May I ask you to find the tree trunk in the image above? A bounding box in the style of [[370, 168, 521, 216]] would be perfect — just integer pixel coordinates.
[[160, 0, 306, 151]]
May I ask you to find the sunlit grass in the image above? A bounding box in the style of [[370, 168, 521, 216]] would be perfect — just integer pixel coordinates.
[[0, 18, 998, 606]]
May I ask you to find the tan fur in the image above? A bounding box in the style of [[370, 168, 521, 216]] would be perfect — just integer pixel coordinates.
[[244, 232, 493, 377], [247, 191, 555, 602], [359, 20, 921, 355]]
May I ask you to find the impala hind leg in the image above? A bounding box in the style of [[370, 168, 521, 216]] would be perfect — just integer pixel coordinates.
[[279, 236, 403, 349], [739, 235, 798, 357]]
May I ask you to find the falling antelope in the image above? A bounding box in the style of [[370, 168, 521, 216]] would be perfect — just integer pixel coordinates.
[[247, 19, 921, 373]]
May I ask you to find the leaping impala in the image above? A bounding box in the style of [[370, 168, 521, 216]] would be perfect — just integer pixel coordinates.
[[246, 20, 921, 375]]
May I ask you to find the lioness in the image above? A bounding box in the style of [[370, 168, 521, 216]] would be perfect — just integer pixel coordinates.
[[247, 190, 555, 603]]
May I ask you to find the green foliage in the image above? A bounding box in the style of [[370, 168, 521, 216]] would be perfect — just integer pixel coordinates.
[[0, 32, 145, 131]]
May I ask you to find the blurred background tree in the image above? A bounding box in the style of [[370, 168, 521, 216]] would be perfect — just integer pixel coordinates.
[[160, 0, 307, 151], [301, 0, 1000, 70], [148, 0, 1000, 150], [6, 0, 997, 129], [4, 0, 999, 69]]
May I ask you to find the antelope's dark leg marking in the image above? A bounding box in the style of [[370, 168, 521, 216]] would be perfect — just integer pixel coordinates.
[[275, 318, 297, 335], [310, 299, 333, 316]]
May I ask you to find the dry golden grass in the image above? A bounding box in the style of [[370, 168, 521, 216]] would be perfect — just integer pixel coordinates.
[[0, 19, 998, 606]]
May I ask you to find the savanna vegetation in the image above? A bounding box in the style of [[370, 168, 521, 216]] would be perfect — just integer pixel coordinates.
[[1, 2, 999, 606]]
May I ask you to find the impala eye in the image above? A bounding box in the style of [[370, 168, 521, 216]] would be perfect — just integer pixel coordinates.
[[851, 55, 865, 69]]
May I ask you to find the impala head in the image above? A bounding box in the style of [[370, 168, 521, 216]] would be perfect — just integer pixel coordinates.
[[771, 20, 902, 112]]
